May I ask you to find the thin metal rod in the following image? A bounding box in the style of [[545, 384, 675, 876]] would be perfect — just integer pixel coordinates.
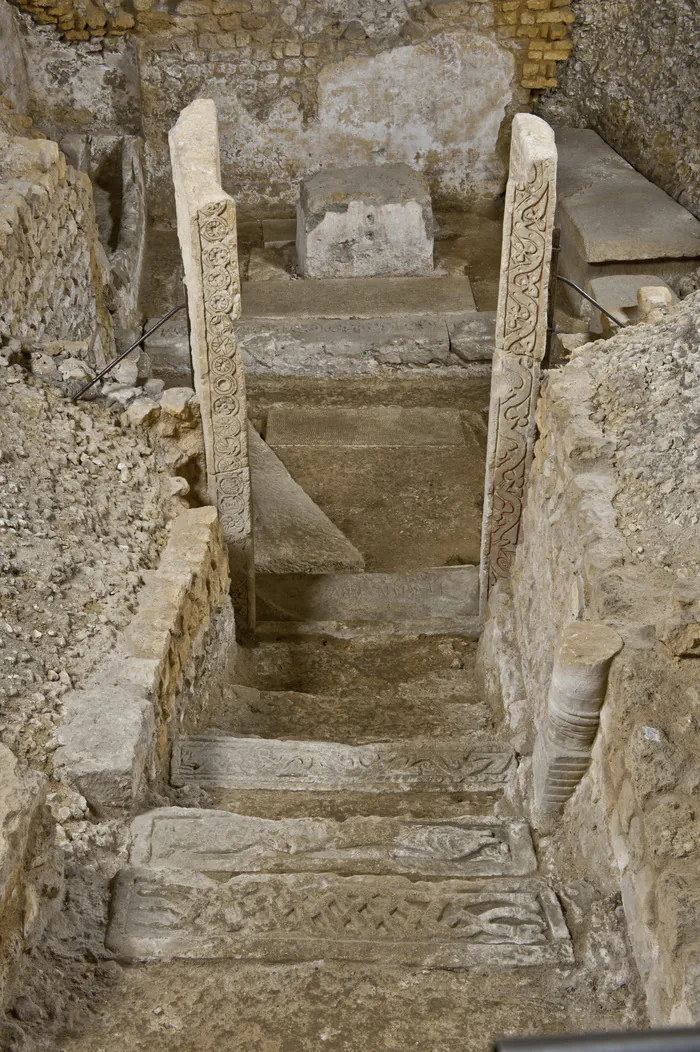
[[557, 276, 626, 328], [72, 303, 187, 402]]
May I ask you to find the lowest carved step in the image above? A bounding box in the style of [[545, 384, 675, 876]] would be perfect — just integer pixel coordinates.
[[107, 870, 573, 968], [171, 734, 515, 793], [129, 808, 537, 879]]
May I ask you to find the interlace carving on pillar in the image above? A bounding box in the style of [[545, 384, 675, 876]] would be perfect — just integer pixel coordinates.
[[486, 163, 550, 593], [196, 198, 251, 550]]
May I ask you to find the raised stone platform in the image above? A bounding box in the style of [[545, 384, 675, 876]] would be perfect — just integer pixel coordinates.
[[130, 808, 537, 878], [297, 163, 434, 279], [171, 734, 514, 793], [107, 870, 572, 967]]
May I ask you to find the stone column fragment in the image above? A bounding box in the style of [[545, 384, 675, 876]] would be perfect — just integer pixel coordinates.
[[533, 622, 623, 814], [169, 98, 254, 628], [480, 114, 557, 615]]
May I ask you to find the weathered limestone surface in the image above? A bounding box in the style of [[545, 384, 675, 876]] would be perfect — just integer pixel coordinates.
[[266, 407, 465, 448], [55, 508, 232, 813], [297, 163, 434, 279], [172, 734, 515, 793], [533, 622, 623, 814], [554, 129, 700, 312], [256, 566, 480, 624], [108, 870, 572, 966], [480, 113, 557, 613], [587, 274, 676, 332], [0, 133, 113, 363], [241, 274, 475, 319], [130, 808, 537, 879], [249, 423, 365, 575], [169, 99, 254, 624]]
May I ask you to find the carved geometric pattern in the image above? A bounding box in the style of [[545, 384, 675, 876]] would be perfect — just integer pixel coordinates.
[[130, 809, 537, 879], [107, 870, 573, 967], [171, 734, 515, 793]]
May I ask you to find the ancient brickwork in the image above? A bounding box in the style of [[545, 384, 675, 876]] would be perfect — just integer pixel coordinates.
[[480, 112, 556, 611], [496, 0, 573, 89], [0, 135, 113, 363], [478, 293, 700, 1022]]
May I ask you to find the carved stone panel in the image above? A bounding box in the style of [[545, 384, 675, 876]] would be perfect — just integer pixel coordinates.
[[107, 869, 573, 967], [480, 115, 557, 614], [130, 808, 537, 879], [171, 734, 515, 793]]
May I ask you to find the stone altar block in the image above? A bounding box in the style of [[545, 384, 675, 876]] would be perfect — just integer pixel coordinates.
[[297, 163, 434, 279]]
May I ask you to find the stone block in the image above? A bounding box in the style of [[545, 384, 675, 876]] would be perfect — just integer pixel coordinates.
[[297, 163, 434, 279], [587, 274, 676, 332], [267, 406, 465, 448]]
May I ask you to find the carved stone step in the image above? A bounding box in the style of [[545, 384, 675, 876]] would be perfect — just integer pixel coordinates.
[[171, 734, 515, 794], [256, 566, 479, 624], [107, 870, 573, 967], [130, 808, 537, 879]]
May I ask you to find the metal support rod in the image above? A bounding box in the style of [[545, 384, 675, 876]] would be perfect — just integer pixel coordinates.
[[557, 276, 627, 328], [72, 303, 187, 402], [543, 226, 562, 369]]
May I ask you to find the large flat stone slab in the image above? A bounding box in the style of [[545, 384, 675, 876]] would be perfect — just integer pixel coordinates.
[[297, 163, 434, 279], [130, 808, 536, 879], [107, 870, 572, 967], [241, 275, 475, 319], [255, 566, 479, 623], [266, 407, 465, 448], [556, 128, 700, 263], [249, 425, 364, 575], [171, 734, 514, 793]]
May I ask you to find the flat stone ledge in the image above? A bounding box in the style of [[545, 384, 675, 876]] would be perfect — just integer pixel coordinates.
[[107, 870, 572, 967], [130, 808, 537, 879], [266, 406, 466, 447]]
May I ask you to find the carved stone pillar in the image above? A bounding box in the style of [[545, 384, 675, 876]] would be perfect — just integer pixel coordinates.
[[480, 114, 557, 615], [533, 622, 623, 814], [169, 99, 254, 629]]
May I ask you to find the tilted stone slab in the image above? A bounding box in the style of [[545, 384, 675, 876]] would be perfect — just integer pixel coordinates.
[[107, 870, 572, 967], [171, 734, 515, 793], [255, 566, 479, 623], [241, 274, 475, 319], [266, 407, 465, 448], [130, 808, 536, 879]]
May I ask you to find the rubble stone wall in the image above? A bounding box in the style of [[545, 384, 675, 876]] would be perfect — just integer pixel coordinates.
[[538, 0, 700, 220], [479, 293, 700, 1024], [0, 134, 114, 363]]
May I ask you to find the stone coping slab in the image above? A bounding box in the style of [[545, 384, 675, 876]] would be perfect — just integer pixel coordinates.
[[266, 407, 465, 447], [555, 128, 700, 264], [171, 734, 515, 793], [255, 566, 480, 623], [241, 274, 475, 319], [107, 870, 573, 967], [130, 808, 537, 879]]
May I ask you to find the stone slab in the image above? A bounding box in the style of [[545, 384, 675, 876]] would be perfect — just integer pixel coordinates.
[[107, 870, 572, 967], [255, 617, 483, 641], [130, 808, 536, 878], [249, 424, 364, 575], [241, 275, 475, 319], [555, 128, 700, 263], [586, 274, 677, 331], [238, 316, 452, 373], [447, 311, 496, 361], [262, 218, 296, 248], [297, 163, 433, 279], [266, 407, 465, 447], [171, 734, 514, 793], [255, 566, 480, 623], [144, 314, 192, 385]]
